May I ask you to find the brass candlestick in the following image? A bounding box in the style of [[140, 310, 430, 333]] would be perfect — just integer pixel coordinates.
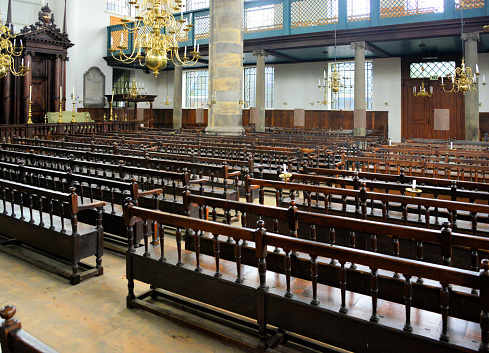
[[405, 187, 422, 198], [58, 97, 63, 123], [27, 99, 33, 124], [109, 104, 114, 121], [279, 171, 292, 183], [71, 100, 77, 123]]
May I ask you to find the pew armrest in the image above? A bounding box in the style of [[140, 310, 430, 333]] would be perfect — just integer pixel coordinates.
[[78, 201, 106, 211], [189, 178, 207, 185], [228, 171, 241, 177], [138, 188, 163, 197], [249, 184, 260, 190]]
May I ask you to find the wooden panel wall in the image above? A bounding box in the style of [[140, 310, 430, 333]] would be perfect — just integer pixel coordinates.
[[401, 55, 465, 140]]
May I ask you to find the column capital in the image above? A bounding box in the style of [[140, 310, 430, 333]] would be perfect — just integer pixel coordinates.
[[253, 50, 269, 57], [351, 41, 366, 50], [461, 32, 480, 42]]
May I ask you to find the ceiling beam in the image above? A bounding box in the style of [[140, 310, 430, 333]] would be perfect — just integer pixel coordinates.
[[366, 42, 391, 58], [266, 49, 301, 63]]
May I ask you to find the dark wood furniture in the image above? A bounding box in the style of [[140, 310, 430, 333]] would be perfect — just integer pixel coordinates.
[[105, 94, 157, 126], [0, 179, 105, 284], [124, 200, 489, 352], [0, 305, 58, 353]]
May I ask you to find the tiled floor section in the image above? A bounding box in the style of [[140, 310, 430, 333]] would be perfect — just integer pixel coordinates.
[[0, 250, 245, 353]]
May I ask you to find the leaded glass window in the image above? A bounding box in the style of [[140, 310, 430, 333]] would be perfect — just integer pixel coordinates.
[[244, 67, 274, 109], [186, 70, 209, 108], [410, 61, 456, 78], [330, 61, 372, 110], [107, 0, 130, 16]]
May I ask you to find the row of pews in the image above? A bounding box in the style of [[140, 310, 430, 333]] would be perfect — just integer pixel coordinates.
[[2, 132, 489, 352]]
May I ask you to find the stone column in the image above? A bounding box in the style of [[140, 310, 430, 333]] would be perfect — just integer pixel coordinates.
[[173, 65, 183, 129], [462, 32, 480, 141], [206, 0, 244, 135], [351, 41, 366, 136], [253, 50, 268, 133]]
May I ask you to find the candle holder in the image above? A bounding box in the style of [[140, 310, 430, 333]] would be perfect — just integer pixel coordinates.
[[58, 98, 63, 123], [279, 171, 293, 183], [71, 94, 80, 123], [405, 187, 422, 198], [44, 114, 47, 124], [27, 99, 33, 124]]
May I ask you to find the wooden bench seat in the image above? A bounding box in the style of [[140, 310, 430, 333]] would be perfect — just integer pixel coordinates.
[[123, 202, 489, 352], [0, 179, 105, 284]]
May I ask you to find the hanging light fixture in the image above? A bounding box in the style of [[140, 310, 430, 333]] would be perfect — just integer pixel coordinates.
[[413, 45, 433, 98], [441, 3, 485, 94], [318, 28, 342, 106], [0, 19, 30, 78], [162, 71, 172, 105], [108, 0, 201, 77]]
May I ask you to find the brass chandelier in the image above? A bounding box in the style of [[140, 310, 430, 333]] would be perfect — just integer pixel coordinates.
[[440, 4, 485, 95], [441, 59, 485, 95], [0, 22, 30, 79], [109, 0, 201, 77], [318, 29, 342, 106], [413, 81, 433, 98], [123, 78, 147, 99]]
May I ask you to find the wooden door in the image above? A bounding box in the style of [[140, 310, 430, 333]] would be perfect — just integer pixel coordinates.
[[31, 54, 56, 123], [403, 79, 464, 140]]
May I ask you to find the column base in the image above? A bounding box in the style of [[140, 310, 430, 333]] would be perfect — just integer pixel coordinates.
[[205, 125, 245, 136], [354, 128, 366, 137]]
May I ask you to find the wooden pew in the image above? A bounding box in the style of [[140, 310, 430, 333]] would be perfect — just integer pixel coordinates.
[[123, 201, 489, 352], [0, 179, 105, 284], [0, 305, 58, 353]]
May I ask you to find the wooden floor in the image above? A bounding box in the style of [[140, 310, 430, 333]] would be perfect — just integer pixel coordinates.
[[0, 249, 246, 353]]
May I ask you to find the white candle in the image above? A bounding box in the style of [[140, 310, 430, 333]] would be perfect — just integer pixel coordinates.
[[283, 163, 287, 173], [193, 39, 196, 51], [197, 44, 199, 52], [441, 76, 444, 85], [450, 141, 453, 149], [111, 90, 114, 102], [388, 138, 391, 146], [29, 86, 32, 101], [184, 46, 187, 57], [60, 86, 62, 99], [73, 87, 75, 98], [120, 33, 123, 45], [430, 86, 433, 93], [21, 58, 24, 67], [412, 179, 416, 190], [476, 64, 479, 73], [110, 37, 113, 46], [484, 75, 486, 84]]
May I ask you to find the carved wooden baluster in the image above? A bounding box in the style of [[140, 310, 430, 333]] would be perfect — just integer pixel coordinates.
[[47, 198, 55, 230], [213, 233, 221, 277], [256, 219, 268, 347], [393, 237, 400, 278], [440, 283, 450, 342], [403, 274, 413, 332], [273, 218, 280, 252], [310, 255, 319, 306], [212, 206, 217, 222], [2, 187, 7, 215], [234, 238, 243, 283], [370, 267, 379, 322], [349, 231, 356, 269], [19, 192, 25, 221], [415, 241, 424, 284], [225, 208, 233, 243], [239, 211, 248, 247], [284, 249, 292, 298], [89, 184, 94, 203], [28, 194, 35, 223], [10, 188, 15, 218], [38, 196, 44, 227], [194, 228, 202, 272], [259, 186, 264, 205], [339, 261, 348, 313], [175, 227, 183, 266], [172, 179, 177, 201], [402, 202, 408, 226], [310, 224, 316, 242], [329, 228, 337, 265], [142, 219, 150, 257], [342, 196, 347, 217]]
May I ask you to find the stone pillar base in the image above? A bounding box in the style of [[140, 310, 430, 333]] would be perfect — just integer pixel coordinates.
[[354, 127, 366, 136], [205, 125, 244, 136]]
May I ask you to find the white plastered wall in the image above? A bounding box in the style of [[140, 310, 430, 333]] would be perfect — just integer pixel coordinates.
[[478, 52, 489, 113], [372, 57, 402, 142]]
